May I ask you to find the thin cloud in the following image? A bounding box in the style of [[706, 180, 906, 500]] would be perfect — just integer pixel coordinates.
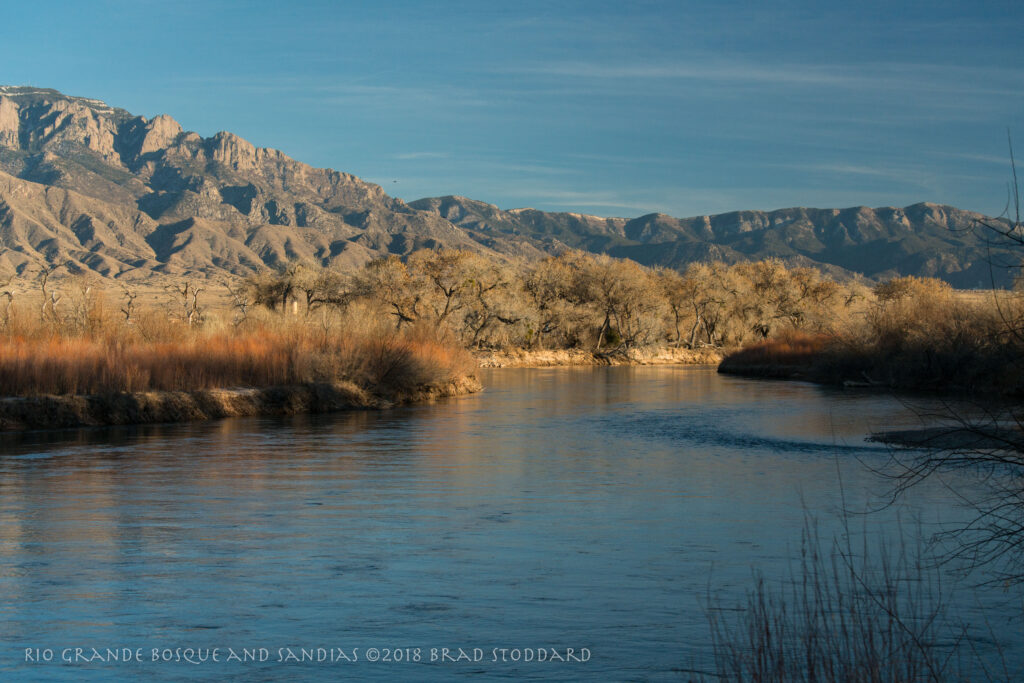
[[761, 162, 938, 192], [512, 61, 861, 87], [812, 164, 921, 181], [385, 155, 578, 177], [392, 152, 450, 160], [503, 60, 1024, 98], [174, 77, 499, 109], [935, 151, 1015, 167]]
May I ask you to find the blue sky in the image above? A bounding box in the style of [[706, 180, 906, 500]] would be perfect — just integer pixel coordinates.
[[3, 0, 1022, 218]]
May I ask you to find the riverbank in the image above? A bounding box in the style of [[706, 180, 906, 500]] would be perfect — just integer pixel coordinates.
[[719, 282, 1024, 399], [0, 376, 482, 431], [0, 309, 482, 430], [475, 346, 724, 368], [717, 331, 1024, 398], [869, 424, 1024, 451]]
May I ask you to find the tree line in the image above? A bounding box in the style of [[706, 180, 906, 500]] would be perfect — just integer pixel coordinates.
[[242, 250, 869, 352]]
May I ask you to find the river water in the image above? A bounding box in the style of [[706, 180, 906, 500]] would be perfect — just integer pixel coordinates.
[[0, 366, 1020, 680]]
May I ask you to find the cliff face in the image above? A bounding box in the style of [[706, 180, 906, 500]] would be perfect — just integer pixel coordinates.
[[0, 86, 1015, 286], [0, 86, 495, 279]]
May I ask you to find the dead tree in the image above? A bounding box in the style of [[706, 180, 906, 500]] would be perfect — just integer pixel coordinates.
[[38, 264, 64, 325], [225, 281, 251, 327], [120, 285, 138, 323], [0, 275, 14, 329], [168, 281, 204, 326]]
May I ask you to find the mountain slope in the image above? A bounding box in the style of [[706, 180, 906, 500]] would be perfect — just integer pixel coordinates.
[[410, 197, 1015, 287], [0, 86, 513, 280], [0, 86, 1016, 287]]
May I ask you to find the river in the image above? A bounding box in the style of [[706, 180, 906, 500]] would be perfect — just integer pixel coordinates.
[[0, 366, 1020, 680]]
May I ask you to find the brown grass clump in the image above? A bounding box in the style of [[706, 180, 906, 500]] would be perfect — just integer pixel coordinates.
[[720, 279, 1024, 396], [0, 295, 475, 399], [717, 331, 835, 379]]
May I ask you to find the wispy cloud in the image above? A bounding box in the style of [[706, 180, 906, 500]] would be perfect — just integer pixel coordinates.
[[382, 155, 578, 177], [810, 163, 927, 182], [474, 161, 578, 176], [510, 61, 861, 87], [306, 83, 494, 109], [762, 161, 938, 192], [172, 76, 499, 110], [392, 151, 449, 160], [502, 59, 1024, 99], [933, 151, 1016, 167], [521, 189, 658, 212]]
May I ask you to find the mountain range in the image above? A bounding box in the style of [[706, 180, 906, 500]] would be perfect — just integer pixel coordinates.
[[0, 86, 1016, 287]]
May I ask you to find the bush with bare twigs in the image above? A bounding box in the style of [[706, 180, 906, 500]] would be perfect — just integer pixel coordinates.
[[705, 518, 1008, 683]]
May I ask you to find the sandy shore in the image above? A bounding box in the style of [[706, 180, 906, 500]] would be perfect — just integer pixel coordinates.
[[474, 346, 724, 368]]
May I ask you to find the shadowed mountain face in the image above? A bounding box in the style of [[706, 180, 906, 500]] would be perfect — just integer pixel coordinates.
[[0, 86, 1016, 286]]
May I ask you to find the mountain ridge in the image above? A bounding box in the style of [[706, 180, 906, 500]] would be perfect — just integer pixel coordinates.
[[0, 86, 1016, 287]]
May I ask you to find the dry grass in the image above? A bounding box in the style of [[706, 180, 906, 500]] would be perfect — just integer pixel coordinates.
[[720, 288, 1024, 396], [0, 291, 475, 398], [718, 332, 833, 375]]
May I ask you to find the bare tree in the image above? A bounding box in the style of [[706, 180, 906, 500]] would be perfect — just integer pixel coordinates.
[[225, 280, 252, 327], [168, 281, 204, 326], [291, 265, 352, 314], [358, 255, 424, 328], [654, 267, 690, 347], [456, 253, 523, 348], [876, 141, 1024, 584], [66, 274, 103, 335], [38, 264, 64, 324], [0, 275, 14, 329], [407, 249, 472, 325], [120, 285, 138, 324]]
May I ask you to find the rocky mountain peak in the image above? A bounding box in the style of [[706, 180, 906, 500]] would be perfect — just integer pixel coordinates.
[[139, 114, 183, 156]]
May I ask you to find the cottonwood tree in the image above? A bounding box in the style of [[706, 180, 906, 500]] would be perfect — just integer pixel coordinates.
[[291, 264, 353, 314], [576, 254, 665, 351], [682, 261, 733, 347], [654, 267, 691, 348], [407, 249, 473, 325], [730, 259, 843, 338], [358, 255, 425, 328], [247, 270, 294, 312], [456, 253, 524, 348], [522, 253, 591, 348]]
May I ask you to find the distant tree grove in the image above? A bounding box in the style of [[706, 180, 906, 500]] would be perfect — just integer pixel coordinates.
[[245, 250, 871, 352]]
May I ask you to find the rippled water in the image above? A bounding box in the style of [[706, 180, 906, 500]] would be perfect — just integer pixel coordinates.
[[0, 366, 1020, 680]]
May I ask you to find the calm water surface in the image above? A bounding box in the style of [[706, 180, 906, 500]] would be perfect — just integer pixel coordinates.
[[0, 366, 1020, 680]]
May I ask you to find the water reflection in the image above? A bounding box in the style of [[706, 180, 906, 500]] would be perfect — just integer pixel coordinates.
[[0, 366, 1018, 680]]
